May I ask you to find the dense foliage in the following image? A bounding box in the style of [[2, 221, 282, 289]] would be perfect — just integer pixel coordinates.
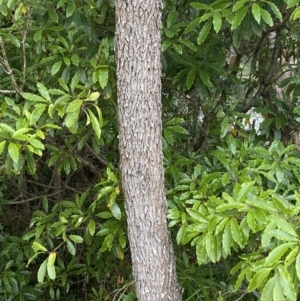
[[2, 0, 300, 300]]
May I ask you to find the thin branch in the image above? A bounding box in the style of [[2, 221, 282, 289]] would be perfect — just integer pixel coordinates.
[[0, 37, 21, 94], [4, 191, 63, 205], [85, 144, 108, 166]]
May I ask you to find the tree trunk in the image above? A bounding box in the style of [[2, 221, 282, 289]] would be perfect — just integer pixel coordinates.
[[115, 1, 182, 300]]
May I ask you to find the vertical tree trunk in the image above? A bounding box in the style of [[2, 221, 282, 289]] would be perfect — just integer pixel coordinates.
[[115, 1, 182, 300]]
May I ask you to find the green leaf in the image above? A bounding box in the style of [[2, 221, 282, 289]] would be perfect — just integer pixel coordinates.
[[69, 235, 83, 243], [261, 275, 276, 301], [266, 2, 282, 21], [47, 252, 56, 267], [252, 3, 261, 24], [222, 221, 232, 255], [260, 8, 273, 26], [265, 243, 295, 267], [167, 10, 179, 28], [196, 237, 206, 265], [66, 2, 76, 17], [248, 268, 272, 291], [32, 242, 48, 252], [233, 0, 248, 12], [197, 21, 212, 45], [37, 82, 51, 102], [213, 12, 222, 33], [187, 209, 208, 223], [51, 61, 62, 75], [30, 104, 46, 125], [278, 265, 297, 301], [87, 92, 100, 101], [177, 222, 187, 244], [88, 219, 96, 236], [163, 129, 174, 145], [47, 265, 56, 280], [66, 239, 76, 255], [184, 17, 201, 34], [111, 203, 121, 220], [232, 6, 248, 30], [287, 0, 299, 9], [230, 217, 243, 247], [98, 67, 109, 89], [199, 70, 213, 87], [261, 221, 276, 247], [37, 258, 48, 283], [236, 181, 254, 202], [190, 3, 212, 10], [88, 109, 101, 139], [67, 99, 82, 113], [22, 93, 48, 103], [49, 8, 58, 22], [65, 110, 80, 129], [8, 142, 19, 163], [186, 69, 195, 90], [28, 138, 45, 150], [0, 141, 6, 155], [296, 252, 300, 281]]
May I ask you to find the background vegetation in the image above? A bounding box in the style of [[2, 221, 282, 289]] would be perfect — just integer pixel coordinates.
[[1, 0, 300, 300]]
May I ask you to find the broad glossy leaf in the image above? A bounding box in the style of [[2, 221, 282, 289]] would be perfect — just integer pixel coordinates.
[[51, 61, 62, 75], [66, 239, 76, 255], [213, 11, 222, 33], [199, 69, 213, 87], [265, 243, 295, 267], [261, 275, 276, 301], [111, 203, 121, 220], [22, 93, 48, 103], [98, 67, 109, 89], [186, 208, 208, 223], [296, 252, 300, 281], [88, 219, 96, 236], [167, 10, 179, 28], [184, 17, 201, 34], [32, 242, 48, 252], [233, 0, 248, 12], [278, 265, 297, 301], [232, 6, 248, 30], [88, 109, 101, 139], [66, 2, 76, 17], [190, 2, 212, 10], [47, 252, 56, 267], [37, 82, 51, 102], [186, 69, 195, 90], [266, 1, 282, 22], [37, 258, 48, 283], [30, 104, 46, 125], [197, 21, 212, 45], [8, 142, 19, 163], [260, 8, 273, 26], [230, 218, 243, 247], [261, 221, 276, 247], [252, 3, 261, 24], [222, 221, 232, 255], [69, 235, 83, 243], [236, 181, 254, 202], [47, 265, 56, 280], [0, 141, 6, 155], [248, 268, 272, 291], [67, 99, 82, 113], [196, 237, 207, 265]]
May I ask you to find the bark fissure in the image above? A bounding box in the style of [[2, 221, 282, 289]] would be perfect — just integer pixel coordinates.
[[116, 1, 182, 300]]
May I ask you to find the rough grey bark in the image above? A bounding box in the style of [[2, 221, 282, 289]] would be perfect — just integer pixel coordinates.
[[115, 1, 182, 301]]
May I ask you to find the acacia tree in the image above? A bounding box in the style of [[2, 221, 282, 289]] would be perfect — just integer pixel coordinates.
[[115, 0, 182, 300]]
